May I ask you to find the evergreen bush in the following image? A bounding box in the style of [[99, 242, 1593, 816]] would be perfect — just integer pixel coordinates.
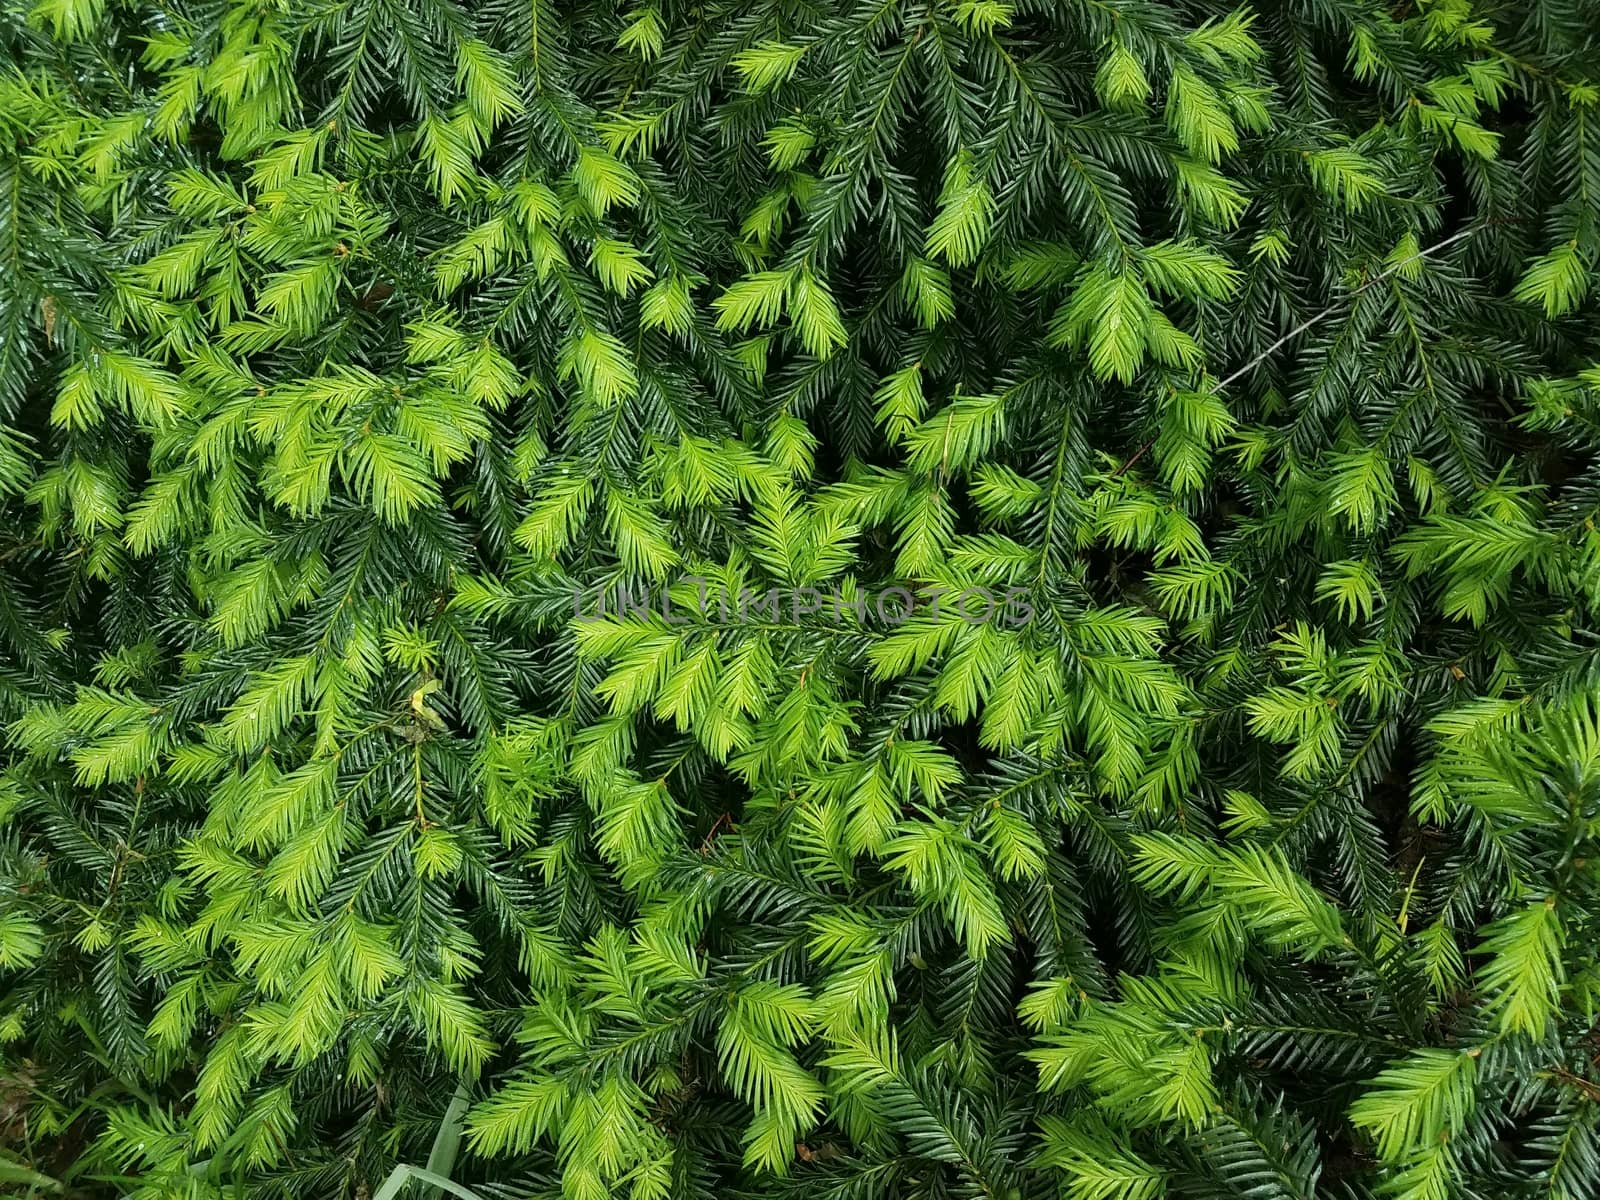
[[2, 1, 1599, 1198]]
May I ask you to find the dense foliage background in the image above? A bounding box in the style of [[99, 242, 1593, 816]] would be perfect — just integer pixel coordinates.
[[3, 0, 1600, 1198]]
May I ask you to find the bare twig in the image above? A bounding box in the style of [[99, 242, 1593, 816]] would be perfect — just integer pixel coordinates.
[[1113, 225, 1482, 477]]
